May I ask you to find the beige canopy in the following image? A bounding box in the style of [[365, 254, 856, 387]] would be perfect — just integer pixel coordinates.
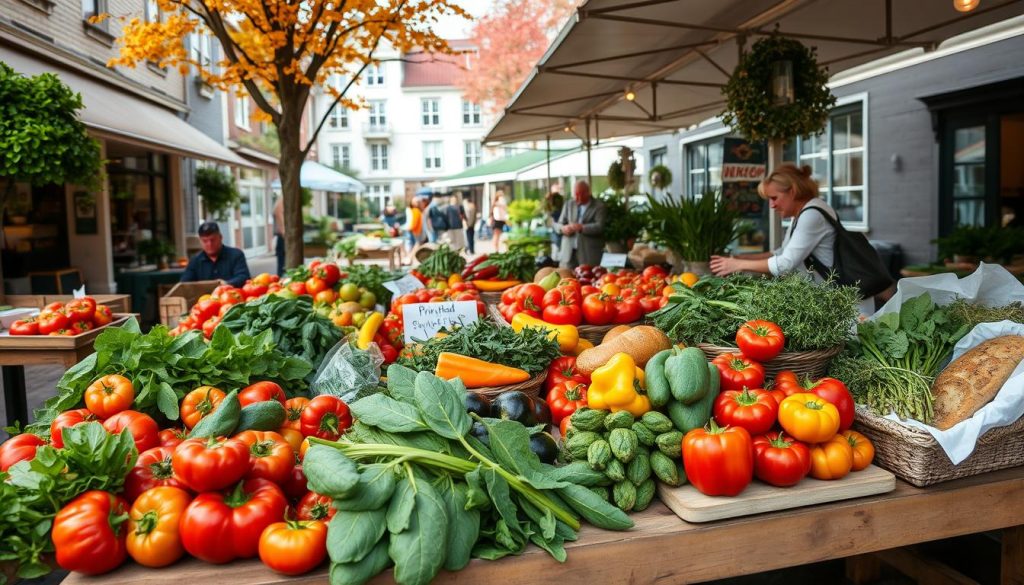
[[485, 0, 1024, 144]]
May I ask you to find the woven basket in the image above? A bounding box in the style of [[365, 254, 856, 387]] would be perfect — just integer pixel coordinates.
[[469, 370, 548, 399], [480, 291, 504, 305], [696, 343, 842, 380], [853, 405, 1024, 487]]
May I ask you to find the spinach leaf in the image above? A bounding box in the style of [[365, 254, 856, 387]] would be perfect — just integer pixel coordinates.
[[388, 481, 448, 585], [386, 478, 416, 534], [442, 482, 479, 572], [479, 418, 566, 490], [557, 484, 634, 531], [482, 468, 523, 539], [386, 364, 418, 403], [413, 372, 470, 440], [303, 446, 361, 499], [332, 464, 397, 512], [329, 538, 391, 585], [326, 508, 387, 563], [350, 394, 428, 433]]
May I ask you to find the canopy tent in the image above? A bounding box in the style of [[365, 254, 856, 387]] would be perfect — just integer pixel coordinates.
[[485, 0, 1024, 144], [429, 149, 574, 189], [515, 139, 643, 183], [271, 160, 365, 192]]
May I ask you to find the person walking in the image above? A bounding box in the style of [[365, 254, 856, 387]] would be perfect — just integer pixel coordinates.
[[490, 190, 509, 253], [425, 194, 448, 243], [443, 195, 466, 251], [272, 196, 285, 276], [545, 185, 565, 259], [552, 180, 606, 269], [403, 197, 424, 253], [463, 196, 478, 254]]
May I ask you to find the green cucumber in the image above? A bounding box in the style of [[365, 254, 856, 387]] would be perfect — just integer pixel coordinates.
[[189, 390, 240, 438], [644, 349, 673, 408], [235, 400, 287, 432], [666, 347, 710, 405]]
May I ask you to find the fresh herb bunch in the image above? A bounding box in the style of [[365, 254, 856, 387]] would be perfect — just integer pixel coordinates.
[[832, 294, 971, 422], [30, 319, 312, 433], [398, 320, 560, 375], [649, 273, 859, 351], [344, 264, 404, 305], [418, 244, 466, 279], [302, 365, 631, 585], [478, 250, 535, 281], [219, 295, 341, 378], [1, 422, 137, 581], [644, 190, 747, 262], [947, 298, 1024, 329]]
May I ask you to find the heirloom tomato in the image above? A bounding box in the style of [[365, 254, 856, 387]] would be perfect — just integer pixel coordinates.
[[778, 393, 841, 444], [50, 408, 96, 448], [0, 433, 45, 471], [752, 431, 811, 487], [735, 320, 785, 362], [806, 377, 856, 431], [172, 436, 251, 492], [179, 479, 288, 563], [125, 486, 191, 568], [123, 446, 190, 502], [52, 491, 129, 575], [102, 410, 159, 453], [809, 434, 854, 480], [297, 491, 335, 521], [711, 353, 766, 392], [842, 430, 875, 471], [84, 374, 135, 418], [258, 520, 328, 576], [9, 318, 39, 335], [180, 386, 226, 429], [712, 387, 778, 436], [235, 430, 295, 485], [239, 381, 287, 407]]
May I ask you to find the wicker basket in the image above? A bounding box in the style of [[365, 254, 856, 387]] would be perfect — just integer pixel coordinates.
[[696, 343, 843, 380], [469, 370, 548, 399], [853, 405, 1024, 487], [480, 290, 504, 305]]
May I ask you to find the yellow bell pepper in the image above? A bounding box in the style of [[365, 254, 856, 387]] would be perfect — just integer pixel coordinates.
[[588, 353, 652, 417], [510, 313, 579, 353]]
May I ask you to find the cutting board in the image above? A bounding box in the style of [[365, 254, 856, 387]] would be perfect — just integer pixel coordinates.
[[657, 464, 896, 523]]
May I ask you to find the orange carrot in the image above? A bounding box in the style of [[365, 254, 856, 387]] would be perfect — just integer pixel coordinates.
[[434, 352, 530, 388]]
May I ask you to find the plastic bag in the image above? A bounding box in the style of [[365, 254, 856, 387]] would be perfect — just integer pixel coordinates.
[[310, 337, 385, 403]]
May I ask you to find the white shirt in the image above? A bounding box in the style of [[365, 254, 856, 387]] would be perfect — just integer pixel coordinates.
[[768, 198, 836, 276]]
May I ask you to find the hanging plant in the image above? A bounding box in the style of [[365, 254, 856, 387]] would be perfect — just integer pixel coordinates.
[[721, 35, 836, 142], [649, 165, 673, 190], [195, 167, 240, 219], [607, 160, 626, 191]]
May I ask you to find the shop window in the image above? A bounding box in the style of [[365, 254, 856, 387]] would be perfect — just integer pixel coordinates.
[[685, 139, 723, 198], [371, 143, 389, 171], [464, 141, 481, 168]]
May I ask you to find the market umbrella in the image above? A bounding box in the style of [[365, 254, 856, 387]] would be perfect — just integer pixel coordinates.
[[271, 160, 366, 193]]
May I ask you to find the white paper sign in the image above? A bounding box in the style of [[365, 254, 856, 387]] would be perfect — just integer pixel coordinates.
[[384, 274, 425, 297], [73, 285, 87, 299], [599, 253, 627, 267], [402, 301, 478, 344]]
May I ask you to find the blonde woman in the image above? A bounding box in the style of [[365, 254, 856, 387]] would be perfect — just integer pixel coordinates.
[[490, 190, 509, 253]]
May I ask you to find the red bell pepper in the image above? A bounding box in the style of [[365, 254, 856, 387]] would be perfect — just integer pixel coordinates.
[[682, 420, 753, 497]]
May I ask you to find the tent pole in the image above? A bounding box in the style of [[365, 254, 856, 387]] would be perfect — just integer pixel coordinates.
[[546, 135, 552, 198], [585, 117, 592, 186], [768, 139, 783, 249]]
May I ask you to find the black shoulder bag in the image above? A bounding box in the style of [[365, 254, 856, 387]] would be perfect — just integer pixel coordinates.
[[797, 206, 894, 299]]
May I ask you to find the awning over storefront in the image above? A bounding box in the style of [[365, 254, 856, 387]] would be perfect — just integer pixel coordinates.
[[515, 140, 640, 182], [1, 46, 252, 167], [486, 0, 1024, 144], [430, 149, 574, 189], [271, 161, 365, 192]]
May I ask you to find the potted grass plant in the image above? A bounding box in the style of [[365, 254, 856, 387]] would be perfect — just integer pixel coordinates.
[[644, 190, 746, 274]]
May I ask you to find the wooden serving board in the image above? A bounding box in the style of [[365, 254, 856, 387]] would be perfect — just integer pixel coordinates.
[[0, 315, 132, 350], [657, 464, 896, 523]]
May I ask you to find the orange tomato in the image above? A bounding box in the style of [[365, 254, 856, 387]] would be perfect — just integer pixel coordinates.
[[809, 434, 854, 480], [282, 397, 311, 431], [258, 520, 327, 576], [179, 386, 226, 429], [125, 486, 191, 568], [84, 374, 135, 418], [842, 430, 875, 471], [277, 427, 304, 454], [314, 289, 337, 305]]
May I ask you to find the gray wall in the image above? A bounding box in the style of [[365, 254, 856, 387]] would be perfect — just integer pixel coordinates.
[[643, 132, 684, 198], [643, 34, 1024, 266]]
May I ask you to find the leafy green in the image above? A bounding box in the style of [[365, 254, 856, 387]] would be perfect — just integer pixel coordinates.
[[831, 294, 971, 422], [476, 250, 535, 282], [219, 295, 342, 378], [344, 264, 404, 305], [418, 244, 466, 279], [397, 319, 560, 375], [0, 422, 137, 582], [307, 370, 632, 585], [28, 318, 312, 434]]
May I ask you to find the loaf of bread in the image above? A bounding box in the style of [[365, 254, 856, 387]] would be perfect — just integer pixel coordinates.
[[930, 335, 1024, 430]]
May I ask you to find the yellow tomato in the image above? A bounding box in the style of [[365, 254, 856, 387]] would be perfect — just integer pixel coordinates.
[[197, 294, 212, 302], [778, 393, 841, 444], [600, 283, 621, 296], [680, 272, 699, 287]]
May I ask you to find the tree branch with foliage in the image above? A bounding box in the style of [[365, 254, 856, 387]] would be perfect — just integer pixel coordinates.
[[104, 0, 466, 269]]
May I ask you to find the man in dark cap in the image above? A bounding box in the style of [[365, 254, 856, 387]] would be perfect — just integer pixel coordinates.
[[180, 221, 251, 287]]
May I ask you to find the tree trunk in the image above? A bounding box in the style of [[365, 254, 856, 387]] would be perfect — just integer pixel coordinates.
[[277, 105, 305, 270]]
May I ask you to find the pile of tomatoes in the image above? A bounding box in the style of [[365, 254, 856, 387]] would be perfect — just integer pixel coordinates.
[[383, 283, 486, 350], [681, 320, 875, 497], [496, 266, 671, 326], [170, 275, 279, 338], [8, 297, 114, 336], [1, 373, 356, 577]]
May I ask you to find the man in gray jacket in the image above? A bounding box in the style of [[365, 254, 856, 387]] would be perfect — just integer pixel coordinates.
[[553, 180, 606, 268]]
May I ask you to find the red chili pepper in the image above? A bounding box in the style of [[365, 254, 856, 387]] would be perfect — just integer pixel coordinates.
[[469, 265, 500, 281]]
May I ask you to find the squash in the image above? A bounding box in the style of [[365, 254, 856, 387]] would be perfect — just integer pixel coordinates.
[[533, 267, 557, 283], [602, 325, 632, 345], [576, 326, 672, 375]]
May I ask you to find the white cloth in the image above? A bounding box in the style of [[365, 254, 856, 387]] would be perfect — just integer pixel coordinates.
[[767, 198, 836, 276]]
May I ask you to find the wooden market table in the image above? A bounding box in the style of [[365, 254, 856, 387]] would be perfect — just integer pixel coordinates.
[[0, 315, 131, 427], [350, 244, 403, 270], [64, 465, 1024, 585]]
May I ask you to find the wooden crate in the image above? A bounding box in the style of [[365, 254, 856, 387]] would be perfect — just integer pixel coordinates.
[[0, 294, 130, 313], [159, 280, 220, 327]]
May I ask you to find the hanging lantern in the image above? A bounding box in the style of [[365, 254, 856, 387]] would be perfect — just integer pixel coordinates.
[[770, 60, 795, 106], [953, 0, 980, 12]]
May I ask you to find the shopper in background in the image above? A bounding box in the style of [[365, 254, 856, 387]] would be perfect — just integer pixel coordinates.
[[552, 180, 606, 269], [443, 194, 467, 251], [490, 190, 509, 253], [546, 184, 565, 259], [272, 196, 285, 275], [425, 194, 448, 243], [463, 195, 478, 254], [403, 196, 424, 253], [181, 221, 251, 287]]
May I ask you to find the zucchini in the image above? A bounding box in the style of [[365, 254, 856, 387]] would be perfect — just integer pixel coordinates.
[[644, 349, 673, 408], [235, 400, 287, 432], [666, 347, 710, 405], [189, 390, 240, 438]]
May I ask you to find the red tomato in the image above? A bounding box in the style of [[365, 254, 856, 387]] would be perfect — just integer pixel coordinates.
[[93, 305, 114, 327], [70, 321, 93, 335], [542, 298, 582, 326], [65, 298, 97, 323], [772, 370, 804, 397], [545, 356, 589, 393], [84, 374, 135, 418], [304, 277, 329, 296], [556, 278, 582, 298], [9, 318, 39, 335], [807, 377, 856, 431], [580, 285, 600, 297], [172, 437, 251, 492], [50, 408, 97, 449], [242, 282, 269, 298], [202, 315, 221, 338], [713, 387, 779, 436], [682, 421, 754, 497], [559, 415, 572, 438], [0, 433, 45, 471], [123, 446, 191, 502], [158, 427, 188, 450], [736, 320, 786, 362], [379, 343, 399, 364], [315, 263, 341, 287], [752, 431, 812, 487], [37, 310, 69, 335], [283, 464, 308, 500], [235, 430, 295, 485], [52, 491, 129, 575], [711, 353, 766, 392], [500, 284, 521, 306], [546, 381, 588, 425], [282, 397, 311, 431], [239, 381, 287, 407], [102, 410, 159, 453], [611, 297, 642, 324], [296, 491, 336, 521], [300, 395, 352, 440], [179, 478, 288, 563], [258, 520, 328, 576], [190, 298, 222, 323], [642, 266, 668, 279], [219, 288, 246, 304], [515, 284, 546, 313], [638, 294, 663, 314], [581, 293, 616, 325]]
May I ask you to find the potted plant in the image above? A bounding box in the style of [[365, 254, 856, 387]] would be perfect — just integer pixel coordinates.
[[644, 190, 747, 274], [137, 238, 175, 268], [195, 167, 240, 220], [933, 225, 987, 265], [599, 193, 647, 253]]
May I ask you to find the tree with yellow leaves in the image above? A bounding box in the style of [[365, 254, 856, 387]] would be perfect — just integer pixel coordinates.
[[108, 0, 465, 268]]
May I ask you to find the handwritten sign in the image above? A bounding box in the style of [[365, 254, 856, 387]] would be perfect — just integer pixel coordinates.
[[383, 274, 425, 297], [401, 301, 478, 344], [599, 253, 628, 268]]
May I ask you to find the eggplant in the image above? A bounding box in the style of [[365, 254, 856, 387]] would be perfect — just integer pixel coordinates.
[[529, 432, 559, 464], [469, 420, 490, 446], [531, 398, 552, 426], [464, 392, 492, 418], [490, 391, 536, 426]]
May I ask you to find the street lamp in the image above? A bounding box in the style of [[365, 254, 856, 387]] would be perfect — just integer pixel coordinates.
[[770, 60, 794, 106], [953, 0, 980, 11]]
